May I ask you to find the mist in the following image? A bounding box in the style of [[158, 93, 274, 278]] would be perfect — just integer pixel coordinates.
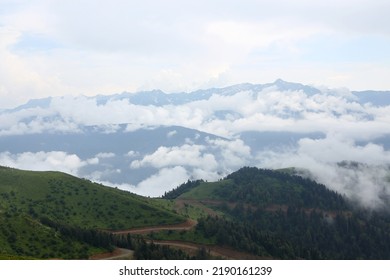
[[256, 135, 390, 209]]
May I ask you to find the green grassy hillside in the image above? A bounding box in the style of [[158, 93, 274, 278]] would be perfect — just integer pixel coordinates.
[[0, 166, 184, 229], [0, 166, 185, 259], [2, 165, 390, 260]]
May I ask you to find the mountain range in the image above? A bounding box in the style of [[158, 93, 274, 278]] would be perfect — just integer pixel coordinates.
[[5, 79, 390, 111]]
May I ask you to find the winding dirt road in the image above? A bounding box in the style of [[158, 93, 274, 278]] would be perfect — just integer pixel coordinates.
[[151, 240, 265, 259], [89, 248, 134, 260], [110, 219, 197, 235], [92, 219, 264, 260]]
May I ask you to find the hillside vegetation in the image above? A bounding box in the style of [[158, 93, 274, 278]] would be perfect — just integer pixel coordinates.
[[0, 166, 184, 259], [163, 167, 390, 259], [2, 166, 390, 260]]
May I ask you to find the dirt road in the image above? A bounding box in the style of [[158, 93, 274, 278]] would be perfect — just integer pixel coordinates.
[[89, 248, 134, 260], [95, 218, 264, 260], [110, 219, 197, 235]]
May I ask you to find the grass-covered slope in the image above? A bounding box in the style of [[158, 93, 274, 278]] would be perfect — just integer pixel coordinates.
[[0, 166, 185, 259], [0, 212, 93, 259], [0, 166, 184, 229]]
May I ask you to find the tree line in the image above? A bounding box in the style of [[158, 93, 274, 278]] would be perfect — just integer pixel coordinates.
[[195, 206, 390, 259]]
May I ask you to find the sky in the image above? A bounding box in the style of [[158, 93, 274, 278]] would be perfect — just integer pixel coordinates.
[[1, 0, 390, 108]]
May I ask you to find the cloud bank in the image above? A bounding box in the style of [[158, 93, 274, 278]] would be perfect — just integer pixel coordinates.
[[257, 136, 390, 209], [0, 151, 97, 175], [0, 83, 389, 207], [1, 85, 390, 140]]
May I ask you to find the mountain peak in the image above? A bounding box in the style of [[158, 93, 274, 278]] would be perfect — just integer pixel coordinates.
[[274, 78, 288, 84], [271, 79, 320, 95]]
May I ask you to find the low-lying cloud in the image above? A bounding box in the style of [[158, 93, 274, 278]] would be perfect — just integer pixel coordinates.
[[0, 151, 97, 175], [257, 135, 390, 209], [2, 86, 390, 140], [95, 166, 190, 197], [130, 144, 218, 170], [1, 84, 390, 206]]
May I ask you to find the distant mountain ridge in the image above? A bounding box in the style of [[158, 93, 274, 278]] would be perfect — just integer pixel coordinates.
[[6, 79, 390, 111], [92, 79, 322, 106]]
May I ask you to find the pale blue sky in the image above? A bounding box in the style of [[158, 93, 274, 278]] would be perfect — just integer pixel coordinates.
[[1, 0, 390, 107]]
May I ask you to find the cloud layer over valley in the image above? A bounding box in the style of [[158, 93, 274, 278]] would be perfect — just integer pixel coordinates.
[[1, 80, 390, 206]]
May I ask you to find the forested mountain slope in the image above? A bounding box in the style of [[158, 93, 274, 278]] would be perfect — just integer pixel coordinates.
[[165, 167, 390, 259]]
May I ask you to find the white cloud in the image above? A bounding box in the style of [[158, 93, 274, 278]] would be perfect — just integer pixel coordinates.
[[257, 134, 390, 170], [125, 150, 139, 157], [86, 157, 99, 165], [207, 138, 252, 169], [1, 83, 390, 144], [136, 167, 189, 197], [95, 152, 115, 159], [256, 135, 390, 208], [130, 166, 190, 197], [130, 144, 218, 170], [167, 130, 177, 138], [127, 138, 252, 194], [296, 136, 390, 165], [0, 151, 89, 175]]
